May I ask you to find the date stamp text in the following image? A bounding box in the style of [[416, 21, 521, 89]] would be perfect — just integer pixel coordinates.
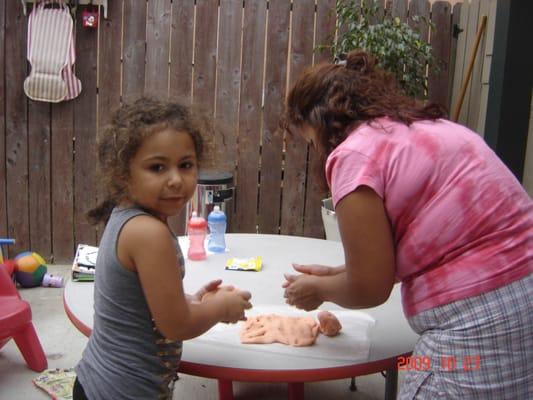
[[397, 355, 481, 371]]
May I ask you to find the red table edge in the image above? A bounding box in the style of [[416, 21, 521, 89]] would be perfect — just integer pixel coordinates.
[[178, 354, 410, 383], [64, 292, 410, 383], [64, 294, 93, 338]]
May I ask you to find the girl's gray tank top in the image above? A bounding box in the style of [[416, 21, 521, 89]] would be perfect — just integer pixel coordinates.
[[75, 207, 185, 399]]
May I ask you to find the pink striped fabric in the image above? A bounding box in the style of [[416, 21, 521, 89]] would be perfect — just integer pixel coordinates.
[[24, 1, 81, 102], [62, 28, 82, 100]]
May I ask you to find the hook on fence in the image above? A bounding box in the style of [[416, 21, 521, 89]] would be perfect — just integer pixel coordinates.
[[21, 0, 108, 19]]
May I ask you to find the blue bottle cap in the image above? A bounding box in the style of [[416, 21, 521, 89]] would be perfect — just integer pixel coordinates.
[[208, 206, 226, 222]]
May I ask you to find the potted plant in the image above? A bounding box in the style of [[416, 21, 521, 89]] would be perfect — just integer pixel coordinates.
[[327, 0, 437, 98]]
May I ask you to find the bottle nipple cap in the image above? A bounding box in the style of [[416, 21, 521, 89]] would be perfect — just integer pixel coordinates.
[[214, 205, 220, 212], [192, 211, 198, 217]]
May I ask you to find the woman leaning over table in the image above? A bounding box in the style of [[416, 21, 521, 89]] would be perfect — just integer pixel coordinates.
[[281, 49, 532, 399]]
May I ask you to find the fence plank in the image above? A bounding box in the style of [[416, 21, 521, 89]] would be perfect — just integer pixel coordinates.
[[235, 0, 267, 233], [258, 0, 290, 234], [74, 11, 98, 247], [28, 100, 51, 260], [448, 2, 462, 115], [0, 1, 7, 240], [281, 0, 315, 236], [167, 1, 195, 235], [466, 0, 489, 130], [51, 102, 74, 263], [315, 0, 336, 53], [476, 0, 497, 136], [303, 0, 336, 239], [365, 0, 385, 24], [97, 0, 123, 242], [98, 0, 123, 124], [145, 0, 171, 99], [457, 0, 479, 125], [5, 2, 30, 255], [428, 1, 452, 108], [390, 0, 408, 22], [26, 0, 51, 260], [214, 0, 242, 230], [450, 0, 470, 123], [193, 0, 218, 114], [169, 0, 194, 103], [408, 0, 430, 41], [123, 0, 147, 103], [407, 0, 430, 98], [215, 0, 242, 175]]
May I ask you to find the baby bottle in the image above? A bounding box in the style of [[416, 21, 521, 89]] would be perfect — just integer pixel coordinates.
[[41, 273, 64, 288], [207, 206, 227, 253], [187, 211, 207, 260]]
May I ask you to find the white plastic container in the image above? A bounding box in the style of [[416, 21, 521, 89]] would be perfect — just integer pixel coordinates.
[[321, 197, 341, 242]]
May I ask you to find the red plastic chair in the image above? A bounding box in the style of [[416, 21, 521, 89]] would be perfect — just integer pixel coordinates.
[[0, 266, 47, 372]]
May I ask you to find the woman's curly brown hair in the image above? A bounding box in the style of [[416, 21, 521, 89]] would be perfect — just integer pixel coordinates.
[[87, 97, 212, 225], [280, 49, 446, 157]]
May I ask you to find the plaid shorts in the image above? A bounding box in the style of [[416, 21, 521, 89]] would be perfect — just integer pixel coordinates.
[[398, 273, 532, 399]]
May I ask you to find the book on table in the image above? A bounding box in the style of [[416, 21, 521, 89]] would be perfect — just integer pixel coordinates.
[[72, 244, 98, 281]]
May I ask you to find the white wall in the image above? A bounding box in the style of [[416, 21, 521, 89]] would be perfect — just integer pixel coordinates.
[[450, 0, 495, 136], [450, 0, 531, 195]]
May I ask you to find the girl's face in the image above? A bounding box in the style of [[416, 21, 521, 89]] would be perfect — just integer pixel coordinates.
[[125, 128, 198, 222]]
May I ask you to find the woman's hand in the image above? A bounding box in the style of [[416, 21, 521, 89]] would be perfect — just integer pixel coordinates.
[[282, 263, 344, 288], [283, 273, 323, 311]]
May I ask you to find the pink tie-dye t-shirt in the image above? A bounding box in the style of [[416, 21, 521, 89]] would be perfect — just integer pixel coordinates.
[[326, 118, 533, 317]]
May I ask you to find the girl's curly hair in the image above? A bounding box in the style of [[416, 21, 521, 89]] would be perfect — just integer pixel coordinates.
[[88, 97, 212, 225], [280, 49, 446, 157]]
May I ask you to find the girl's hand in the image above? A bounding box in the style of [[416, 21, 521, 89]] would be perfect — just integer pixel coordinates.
[[213, 288, 253, 323], [189, 279, 224, 303], [283, 273, 323, 311], [198, 284, 237, 302]]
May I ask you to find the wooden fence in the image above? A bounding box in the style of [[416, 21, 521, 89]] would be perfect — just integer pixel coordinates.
[[1, 0, 461, 262]]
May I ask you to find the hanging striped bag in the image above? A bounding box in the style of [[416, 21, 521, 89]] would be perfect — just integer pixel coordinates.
[[24, 1, 80, 102]]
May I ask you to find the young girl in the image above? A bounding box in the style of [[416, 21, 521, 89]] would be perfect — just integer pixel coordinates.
[[281, 50, 532, 398], [74, 98, 252, 400]]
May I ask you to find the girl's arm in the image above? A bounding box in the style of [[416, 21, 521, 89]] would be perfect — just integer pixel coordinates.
[[118, 215, 251, 341], [284, 186, 395, 309]]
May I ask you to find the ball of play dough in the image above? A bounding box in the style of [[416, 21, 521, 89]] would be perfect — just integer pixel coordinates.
[[317, 310, 342, 337]]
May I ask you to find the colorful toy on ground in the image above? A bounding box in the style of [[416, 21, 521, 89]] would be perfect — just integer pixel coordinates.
[[14, 252, 48, 288]]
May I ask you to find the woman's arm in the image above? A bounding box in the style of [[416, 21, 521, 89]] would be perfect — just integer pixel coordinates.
[[118, 215, 251, 341], [291, 263, 346, 276], [284, 186, 395, 309]]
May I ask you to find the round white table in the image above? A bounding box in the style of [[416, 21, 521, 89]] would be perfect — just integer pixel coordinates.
[[64, 234, 418, 400]]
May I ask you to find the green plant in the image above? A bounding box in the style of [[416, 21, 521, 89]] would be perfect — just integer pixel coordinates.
[[329, 0, 437, 98]]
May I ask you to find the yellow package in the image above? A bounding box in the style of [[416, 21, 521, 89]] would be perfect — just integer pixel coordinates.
[[225, 256, 262, 271]]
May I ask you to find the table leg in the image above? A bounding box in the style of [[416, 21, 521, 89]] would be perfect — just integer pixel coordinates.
[[384, 368, 398, 400], [217, 379, 234, 400], [287, 382, 304, 400]]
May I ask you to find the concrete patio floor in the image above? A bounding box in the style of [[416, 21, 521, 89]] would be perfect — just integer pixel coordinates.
[[0, 264, 405, 399]]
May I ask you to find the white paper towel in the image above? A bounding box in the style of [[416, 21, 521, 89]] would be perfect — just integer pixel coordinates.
[[196, 305, 375, 363]]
